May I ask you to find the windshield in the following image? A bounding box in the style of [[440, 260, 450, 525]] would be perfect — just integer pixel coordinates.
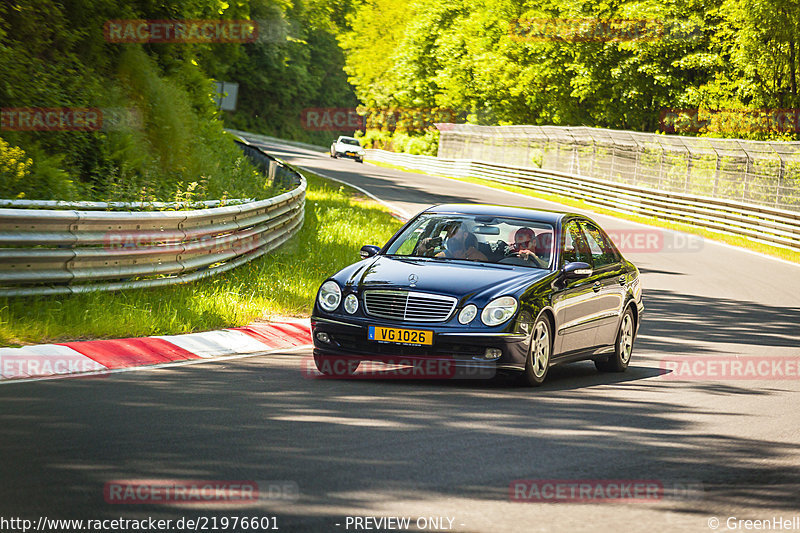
[[385, 214, 555, 268], [339, 138, 361, 146]]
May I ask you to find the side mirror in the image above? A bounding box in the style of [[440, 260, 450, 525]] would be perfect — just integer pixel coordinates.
[[360, 245, 381, 259], [562, 261, 593, 279]]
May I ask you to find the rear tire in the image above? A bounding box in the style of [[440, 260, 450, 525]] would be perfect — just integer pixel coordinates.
[[314, 354, 360, 376], [520, 316, 551, 387], [595, 308, 634, 373]]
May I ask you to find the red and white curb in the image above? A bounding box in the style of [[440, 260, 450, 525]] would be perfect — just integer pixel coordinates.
[[0, 319, 311, 383]]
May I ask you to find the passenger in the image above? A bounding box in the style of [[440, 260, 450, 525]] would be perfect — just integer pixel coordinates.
[[534, 232, 553, 264], [436, 223, 489, 261]]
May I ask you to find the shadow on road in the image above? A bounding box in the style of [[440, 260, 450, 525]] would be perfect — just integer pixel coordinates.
[[2, 253, 800, 525], [1, 345, 799, 526], [638, 288, 800, 351]]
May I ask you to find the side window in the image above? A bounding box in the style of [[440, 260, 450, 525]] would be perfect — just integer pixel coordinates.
[[396, 228, 422, 255], [561, 221, 592, 265], [581, 222, 619, 268]]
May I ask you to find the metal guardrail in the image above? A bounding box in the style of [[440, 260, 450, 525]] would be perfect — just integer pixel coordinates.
[[366, 149, 800, 253], [0, 139, 306, 297], [226, 129, 328, 153], [0, 198, 254, 211]]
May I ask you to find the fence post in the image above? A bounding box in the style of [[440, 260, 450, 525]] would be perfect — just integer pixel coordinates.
[[737, 140, 751, 202], [680, 137, 692, 193], [776, 152, 785, 207], [632, 132, 641, 186], [711, 146, 721, 198]]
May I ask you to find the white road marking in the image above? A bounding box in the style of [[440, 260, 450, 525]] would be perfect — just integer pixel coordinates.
[[156, 329, 274, 358]]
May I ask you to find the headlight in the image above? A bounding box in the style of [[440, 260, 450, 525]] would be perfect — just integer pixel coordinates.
[[344, 293, 359, 314], [318, 281, 341, 312], [481, 296, 518, 326], [458, 304, 478, 324]]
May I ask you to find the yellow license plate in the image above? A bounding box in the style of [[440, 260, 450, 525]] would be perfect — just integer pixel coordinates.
[[368, 326, 433, 345]]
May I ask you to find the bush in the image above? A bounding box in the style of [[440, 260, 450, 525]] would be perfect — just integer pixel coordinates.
[[356, 129, 439, 155], [0, 2, 281, 205]]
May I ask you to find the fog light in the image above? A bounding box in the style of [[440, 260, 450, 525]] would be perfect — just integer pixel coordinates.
[[458, 304, 478, 324], [484, 348, 502, 359], [316, 332, 331, 343], [344, 294, 359, 314]]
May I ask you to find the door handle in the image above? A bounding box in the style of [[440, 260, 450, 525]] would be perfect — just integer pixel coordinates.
[[592, 281, 602, 292], [618, 276, 626, 286]]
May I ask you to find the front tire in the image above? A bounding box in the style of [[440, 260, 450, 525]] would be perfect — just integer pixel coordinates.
[[521, 316, 551, 386], [595, 308, 635, 372], [314, 354, 360, 376]]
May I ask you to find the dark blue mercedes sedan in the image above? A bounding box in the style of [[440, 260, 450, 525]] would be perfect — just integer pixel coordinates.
[[310, 203, 643, 386]]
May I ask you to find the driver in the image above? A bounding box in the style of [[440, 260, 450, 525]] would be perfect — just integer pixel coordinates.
[[509, 227, 547, 267]]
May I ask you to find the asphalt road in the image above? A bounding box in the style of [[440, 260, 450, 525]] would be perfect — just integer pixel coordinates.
[[1, 137, 800, 533]]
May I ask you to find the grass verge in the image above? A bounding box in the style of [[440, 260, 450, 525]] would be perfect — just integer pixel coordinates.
[[369, 160, 800, 264], [0, 172, 404, 347]]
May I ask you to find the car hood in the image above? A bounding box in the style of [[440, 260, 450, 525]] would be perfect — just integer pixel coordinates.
[[336, 142, 362, 150], [341, 255, 551, 302]]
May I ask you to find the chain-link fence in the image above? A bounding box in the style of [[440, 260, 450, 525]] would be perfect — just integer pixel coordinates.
[[437, 124, 800, 211]]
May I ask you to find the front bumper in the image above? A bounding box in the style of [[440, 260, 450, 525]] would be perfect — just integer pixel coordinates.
[[337, 150, 364, 160], [311, 315, 529, 372]]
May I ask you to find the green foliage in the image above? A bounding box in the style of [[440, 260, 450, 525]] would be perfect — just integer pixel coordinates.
[[0, 0, 351, 202], [358, 129, 439, 155], [0, 138, 32, 198], [2, 0, 797, 196], [221, 0, 359, 146], [341, 0, 800, 143]]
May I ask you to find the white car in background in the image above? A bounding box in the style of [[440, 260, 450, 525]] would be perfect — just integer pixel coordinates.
[[330, 136, 365, 163]]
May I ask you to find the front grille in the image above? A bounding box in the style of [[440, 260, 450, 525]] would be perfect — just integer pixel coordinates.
[[363, 290, 457, 322]]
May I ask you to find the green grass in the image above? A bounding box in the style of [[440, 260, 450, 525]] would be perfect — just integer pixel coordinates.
[[0, 172, 404, 347], [369, 160, 800, 264]]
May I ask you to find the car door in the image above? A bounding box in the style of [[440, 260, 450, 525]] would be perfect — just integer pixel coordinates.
[[552, 220, 601, 355], [580, 221, 627, 347]]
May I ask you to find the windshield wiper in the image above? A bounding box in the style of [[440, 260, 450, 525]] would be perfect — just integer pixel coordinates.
[[430, 257, 516, 270], [383, 255, 436, 263]]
